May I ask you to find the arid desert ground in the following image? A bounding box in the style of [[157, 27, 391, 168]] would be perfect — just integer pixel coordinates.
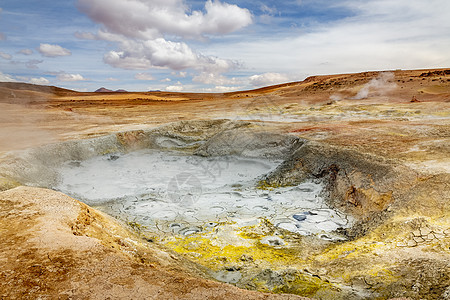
[[0, 69, 449, 299]]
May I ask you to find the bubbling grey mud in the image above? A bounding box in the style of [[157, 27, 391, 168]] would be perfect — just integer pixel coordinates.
[[55, 149, 351, 240]]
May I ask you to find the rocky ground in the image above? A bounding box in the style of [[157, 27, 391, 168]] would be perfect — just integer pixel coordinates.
[[0, 68, 449, 299]]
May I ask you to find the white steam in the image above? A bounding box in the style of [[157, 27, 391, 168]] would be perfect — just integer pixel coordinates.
[[354, 72, 397, 99], [329, 94, 342, 101]]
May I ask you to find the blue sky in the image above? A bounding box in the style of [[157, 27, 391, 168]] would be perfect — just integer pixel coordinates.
[[0, 0, 449, 92]]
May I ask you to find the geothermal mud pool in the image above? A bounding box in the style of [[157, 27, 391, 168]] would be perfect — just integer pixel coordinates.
[[54, 150, 352, 243], [2, 117, 449, 298]]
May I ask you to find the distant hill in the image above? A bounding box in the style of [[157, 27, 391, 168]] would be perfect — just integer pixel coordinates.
[[95, 87, 128, 93], [95, 87, 113, 93]]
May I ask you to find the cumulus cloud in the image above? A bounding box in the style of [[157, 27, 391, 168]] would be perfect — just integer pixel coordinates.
[[249, 73, 289, 87], [77, 0, 252, 40], [134, 73, 155, 80], [103, 38, 237, 72], [77, 0, 251, 74], [193, 72, 239, 85], [0, 51, 12, 60], [0, 71, 16, 82], [56, 73, 86, 82], [38, 43, 72, 57], [29, 77, 51, 85], [165, 85, 183, 92], [18, 49, 33, 55]]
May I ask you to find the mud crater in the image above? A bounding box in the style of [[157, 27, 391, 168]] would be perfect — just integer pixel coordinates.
[[2, 120, 419, 298], [53, 149, 351, 240]]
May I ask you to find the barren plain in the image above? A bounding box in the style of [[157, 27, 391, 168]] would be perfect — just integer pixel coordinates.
[[0, 68, 449, 299]]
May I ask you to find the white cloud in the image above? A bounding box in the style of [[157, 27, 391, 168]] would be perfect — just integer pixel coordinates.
[[74, 31, 97, 40], [161, 78, 171, 82], [171, 71, 188, 78], [18, 49, 33, 55], [77, 0, 252, 40], [134, 72, 155, 80], [206, 0, 450, 79], [15, 76, 28, 81], [29, 77, 51, 85], [38, 43, 72, 57], [193, 72, 239, 85], [260, 4, 277, 15], [249, 73, 289, 87], [0, 51, 12, 60], [0, 72, 17, 82], [56, 73, 86, 82], [103, 38, 236, 72], [165, 85, 183, 92], [200, 0, 253, 37], [77, 0, 251, 74], [201, 86, 241, 93], [107, 77, 119, 81], [258, 4, 277, 24], [104, 50, 148, 70]]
